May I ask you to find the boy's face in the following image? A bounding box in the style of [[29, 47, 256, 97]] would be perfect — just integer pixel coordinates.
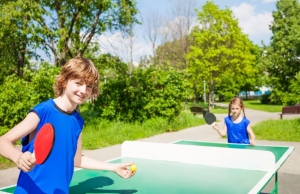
[[64, 78, 93, 105]]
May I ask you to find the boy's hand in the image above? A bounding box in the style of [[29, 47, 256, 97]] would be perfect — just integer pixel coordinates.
[[250, 139, 255, 146], [113, 163, 135, 179], [17, 151, 36, 172]]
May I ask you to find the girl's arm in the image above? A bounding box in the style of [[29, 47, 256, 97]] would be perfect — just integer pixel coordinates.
[[247, 125, 256, 145], [0, 112, 39, 171], [213, 120, 227, 137], [74, 133, 134, 179]]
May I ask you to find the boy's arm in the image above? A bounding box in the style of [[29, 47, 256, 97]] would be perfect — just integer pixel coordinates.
[[247, 125, 256, 145], [0, 112, 39, 171], [74, 133, 134, 179]]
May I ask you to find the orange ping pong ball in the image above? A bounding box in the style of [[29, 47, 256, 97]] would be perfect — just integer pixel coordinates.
[[130, 164, 137, 172]]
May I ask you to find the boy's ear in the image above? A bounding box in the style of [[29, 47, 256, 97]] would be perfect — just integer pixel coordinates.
[[62, 82, 68, 88]]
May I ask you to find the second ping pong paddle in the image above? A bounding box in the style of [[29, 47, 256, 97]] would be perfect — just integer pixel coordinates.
[[204, 113, 219, 130], [204, 113, 216, 125], [33, 123, 55, 165]]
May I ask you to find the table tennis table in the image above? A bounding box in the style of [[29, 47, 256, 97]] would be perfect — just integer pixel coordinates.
[[0, 140, 294, 194]]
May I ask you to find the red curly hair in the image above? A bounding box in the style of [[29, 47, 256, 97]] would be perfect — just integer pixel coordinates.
[[53, 57, 100, 97]]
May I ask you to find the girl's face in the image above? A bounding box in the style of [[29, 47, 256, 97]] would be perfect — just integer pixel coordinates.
[[230, 103, 243, 117], [64, 78, 93, 105]]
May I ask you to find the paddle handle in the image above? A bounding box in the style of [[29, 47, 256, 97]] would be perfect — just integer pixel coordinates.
[[32, 151, 36, 161], [212, 122, 219, 131]]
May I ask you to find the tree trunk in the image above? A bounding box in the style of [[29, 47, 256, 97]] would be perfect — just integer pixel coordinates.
[[17, 41, 26, 77], [58, 52, 67, 67], [193, 83, 197, 105], [208, 78, 214, 111]]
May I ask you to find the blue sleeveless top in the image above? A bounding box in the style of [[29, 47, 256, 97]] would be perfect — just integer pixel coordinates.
[[15, 99, 84, 194], [224, 116, 250, 144]]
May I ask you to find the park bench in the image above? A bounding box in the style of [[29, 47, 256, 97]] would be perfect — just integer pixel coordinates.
[[279, 104, 300, 119], [190, 106, 209, 117]]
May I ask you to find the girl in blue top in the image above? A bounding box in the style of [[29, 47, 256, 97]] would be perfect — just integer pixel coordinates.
[[212, 97, 256, 145], [0, 57, 135, 193]]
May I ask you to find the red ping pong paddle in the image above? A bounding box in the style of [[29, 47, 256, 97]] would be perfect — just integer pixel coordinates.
[[33, 123, 55, 165]]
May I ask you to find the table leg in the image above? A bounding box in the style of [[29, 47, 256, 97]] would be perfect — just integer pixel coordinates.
[[270, 172, 278, 194]]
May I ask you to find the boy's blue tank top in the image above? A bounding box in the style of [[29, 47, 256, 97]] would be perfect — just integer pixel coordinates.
[[15, 99, 84, 194], [225, 116, 250, 144]]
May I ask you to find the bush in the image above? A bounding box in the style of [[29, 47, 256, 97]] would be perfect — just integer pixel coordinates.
[[92, 66, 188, 123], [281, 72, 300, 105], [260, 94, 271, 104], [0, 64, 60, 130]]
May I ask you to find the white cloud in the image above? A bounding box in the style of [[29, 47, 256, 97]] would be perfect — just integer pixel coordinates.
[[231, 3, 273, 44], [97, 32, 152, 65]]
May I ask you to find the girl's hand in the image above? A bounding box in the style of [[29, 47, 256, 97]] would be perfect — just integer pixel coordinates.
[[17, 151, 36, 172], [113, 163, 135, 179], [250, 139, 255, 146], [212, 123, 219, 131]]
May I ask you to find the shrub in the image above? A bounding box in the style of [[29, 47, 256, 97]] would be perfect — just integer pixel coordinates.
[[92, 66, 188, 123]]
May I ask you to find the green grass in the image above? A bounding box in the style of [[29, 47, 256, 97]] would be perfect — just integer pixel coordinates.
[[0, 155, 17, 170], [208, 100, 283, 114], [253, 118, 300, 142], [81, 111, 205, 149], [209, 106, 228, 114], [225, 100, 283, 112], [185, 101, 228, 114], [0, 144, 21, 170]]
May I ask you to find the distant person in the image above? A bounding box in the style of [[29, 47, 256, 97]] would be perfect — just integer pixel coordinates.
[[0, 57, 135, 193], [212, 97, 256, 145]]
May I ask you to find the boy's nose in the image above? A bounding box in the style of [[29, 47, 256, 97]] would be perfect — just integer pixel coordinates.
[[80, 85, 87, 93]]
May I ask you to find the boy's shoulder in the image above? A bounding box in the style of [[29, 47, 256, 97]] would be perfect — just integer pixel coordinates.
[[33, 98, 54, 109]]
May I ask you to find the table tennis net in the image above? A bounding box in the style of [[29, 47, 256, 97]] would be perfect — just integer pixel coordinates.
[[121, 141, 275, 172]]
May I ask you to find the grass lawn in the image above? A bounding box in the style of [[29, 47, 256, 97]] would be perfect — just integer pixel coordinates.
[[242, 100, 283, 112], [219, 100, 283, 112], [184, 99, 284, 114], [185, 101, 228, 114], [0, 156, 17, 170], [253, 118, 300, 142]]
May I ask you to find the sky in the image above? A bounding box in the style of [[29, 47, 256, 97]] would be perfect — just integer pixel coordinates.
[[38, 0, 278, 64], [136, 0, 277, 45], [98, 0, 278, 64]]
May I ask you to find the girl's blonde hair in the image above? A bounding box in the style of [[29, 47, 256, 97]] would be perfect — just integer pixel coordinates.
[[53, 57, 100, 97], [228, 97, 246, 117]]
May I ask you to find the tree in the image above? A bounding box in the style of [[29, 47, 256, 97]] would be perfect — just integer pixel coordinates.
[[186, 1, 258, 109], [100, 23, 139, 75], [0, 0, 139, 67], [166, 0, 197, 69], [141, 11, 165, 66], [155, 40, 183, 69], [238, 45, 264, 100], [0, 0, 36, 79], [153, 0, 197, 70], [263, 0, 300, 102]]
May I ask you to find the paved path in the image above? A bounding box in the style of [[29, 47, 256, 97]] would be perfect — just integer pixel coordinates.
[[0, 103, 299, 193]]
